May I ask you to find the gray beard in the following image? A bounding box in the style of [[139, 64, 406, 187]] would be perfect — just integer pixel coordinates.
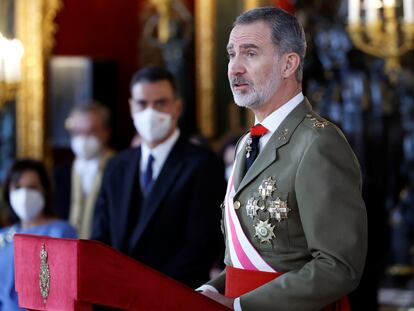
[[231, 78, 278, 109], [232, 89, 264, 109]]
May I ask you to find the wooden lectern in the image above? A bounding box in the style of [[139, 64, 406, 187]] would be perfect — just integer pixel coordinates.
[[14, 234, 229, 311]]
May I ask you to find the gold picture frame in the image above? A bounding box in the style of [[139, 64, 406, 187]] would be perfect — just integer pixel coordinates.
[[15, 0, 62, 159]]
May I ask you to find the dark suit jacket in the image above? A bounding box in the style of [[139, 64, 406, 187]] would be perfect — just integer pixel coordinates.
[[54, 162, 72, 219], [91, 135, 226, 288]]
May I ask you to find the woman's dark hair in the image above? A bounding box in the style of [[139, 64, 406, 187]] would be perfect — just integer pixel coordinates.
[[3, 158, 55, 221]]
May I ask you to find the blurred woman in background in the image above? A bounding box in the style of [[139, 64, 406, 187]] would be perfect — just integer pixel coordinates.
[[0, 159, 77, 310]]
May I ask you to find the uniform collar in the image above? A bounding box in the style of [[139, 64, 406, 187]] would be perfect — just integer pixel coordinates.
[[256, 92, 304, 134]]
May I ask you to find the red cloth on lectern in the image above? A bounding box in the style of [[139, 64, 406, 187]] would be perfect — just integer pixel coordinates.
[[225, 265, 351, 311], [14, 234, 230, 311]]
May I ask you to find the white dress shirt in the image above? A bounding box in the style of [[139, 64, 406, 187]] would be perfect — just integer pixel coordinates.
[[73, 157, 100, 194], [257, 92, 304, 150], [140, 129, 180, 182]]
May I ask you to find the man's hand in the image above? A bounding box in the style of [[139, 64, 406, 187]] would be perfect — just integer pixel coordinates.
[[201, 289, 235, 309]]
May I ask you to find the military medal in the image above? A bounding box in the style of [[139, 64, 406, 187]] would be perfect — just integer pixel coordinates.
[[254, 220, 276, 243], [246, 197, 262, 218], [268, 197, 290, 221], [258, 177, 277, 199], [246, 137, 253, 158]]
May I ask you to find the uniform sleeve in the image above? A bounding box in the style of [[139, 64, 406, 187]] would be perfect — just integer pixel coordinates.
[[205, 268, 226, 294], [240, 127, 368, 311]]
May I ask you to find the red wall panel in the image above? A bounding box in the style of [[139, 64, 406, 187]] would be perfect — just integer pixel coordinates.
[[53, 0, 146, 149]]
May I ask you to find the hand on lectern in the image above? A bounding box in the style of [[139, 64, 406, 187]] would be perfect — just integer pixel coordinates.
[[201, 289, 235, 310]]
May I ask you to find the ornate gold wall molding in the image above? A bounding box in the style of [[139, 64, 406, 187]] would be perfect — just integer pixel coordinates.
[[15, 0, 62, 159], [195, 0, 216, 138]]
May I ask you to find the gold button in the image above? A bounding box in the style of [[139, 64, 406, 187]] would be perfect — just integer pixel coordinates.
[[233, 201, 241, 210]]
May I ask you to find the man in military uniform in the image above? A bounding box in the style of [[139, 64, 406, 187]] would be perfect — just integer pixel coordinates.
[[198, 7, 367, 311]]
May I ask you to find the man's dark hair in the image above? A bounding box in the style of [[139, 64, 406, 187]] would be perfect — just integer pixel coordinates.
[[130, 66, 178, 97], [234, 7, 306, 82]]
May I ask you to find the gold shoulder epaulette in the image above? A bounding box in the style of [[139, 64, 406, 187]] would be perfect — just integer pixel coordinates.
[[305, 113, 329, 129]]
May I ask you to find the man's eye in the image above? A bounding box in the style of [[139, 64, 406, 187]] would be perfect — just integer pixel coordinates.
[[246, 52, 256, 57], [155, 100, 170, 109], [135, 102, 146, 109], [227, 53, 235, 59]]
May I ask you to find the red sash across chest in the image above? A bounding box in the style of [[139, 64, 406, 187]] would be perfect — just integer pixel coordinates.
[[225, 265, 351, 311]]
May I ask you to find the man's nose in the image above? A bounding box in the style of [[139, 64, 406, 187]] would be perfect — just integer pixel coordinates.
[[228, 57, 246, 77]]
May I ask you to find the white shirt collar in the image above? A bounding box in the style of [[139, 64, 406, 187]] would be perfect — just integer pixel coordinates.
[[73, 157, 101, 194], [255, 92, 304, 150], [257, 92, 304, 133], [234, 92, 304, 153], [140, 129, 180, 181]]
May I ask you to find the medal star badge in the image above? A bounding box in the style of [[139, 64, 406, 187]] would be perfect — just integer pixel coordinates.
[[258, 177, 277, 200], [254, 220, 276, 243], [246, 197, 263, 218], [268, 197, 290, 222]]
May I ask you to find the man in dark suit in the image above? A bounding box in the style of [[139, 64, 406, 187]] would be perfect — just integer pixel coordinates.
[[91, 66, 225, 288]]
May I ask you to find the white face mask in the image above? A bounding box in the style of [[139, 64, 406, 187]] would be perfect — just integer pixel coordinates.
[[10, 188, 45, 222], [71, 135, 102, 160], [132, 108, 172, 143]]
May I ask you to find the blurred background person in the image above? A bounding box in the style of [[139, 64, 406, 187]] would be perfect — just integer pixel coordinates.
[[92, 66, 225, 288], [54, 102, 114, 239], [0, 159, 77, 310], [220, 135, 242, 182]]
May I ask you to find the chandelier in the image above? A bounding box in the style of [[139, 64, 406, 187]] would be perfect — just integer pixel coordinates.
[[0, 32, 24, 106], [347, 0, 414, 80]]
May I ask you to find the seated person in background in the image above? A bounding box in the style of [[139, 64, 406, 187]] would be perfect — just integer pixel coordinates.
[[92, 66, 225, 288], [54, 102, 114, 239], [0, 159, 77, 310]]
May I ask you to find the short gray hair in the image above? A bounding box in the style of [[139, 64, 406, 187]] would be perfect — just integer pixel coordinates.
[[234, 7, 306, 82], [67, 101, 112, 129]]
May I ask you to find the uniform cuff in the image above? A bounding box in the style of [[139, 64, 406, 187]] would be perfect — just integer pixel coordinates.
[[195, 284, 219, 293], [234, 297, 242, 311]]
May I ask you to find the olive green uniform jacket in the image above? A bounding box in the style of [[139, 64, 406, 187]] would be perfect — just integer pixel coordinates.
[[207, 99, 367, 311]]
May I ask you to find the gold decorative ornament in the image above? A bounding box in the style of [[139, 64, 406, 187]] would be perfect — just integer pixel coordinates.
[[254, 220, 276, 243], [310, 117, 329, 129], [150, 0, 172, 44], [233, 200, 241, 210], [39, 243, 50, 303], [195, 0, 216, 138], [347, 0, 414, 81], [15, 0, 63, 158]]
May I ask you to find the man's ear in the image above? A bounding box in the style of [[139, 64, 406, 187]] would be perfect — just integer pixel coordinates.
[[128, 98, 134, 115], [174, 98, 183, 119], [281, 52, 300, 79]]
